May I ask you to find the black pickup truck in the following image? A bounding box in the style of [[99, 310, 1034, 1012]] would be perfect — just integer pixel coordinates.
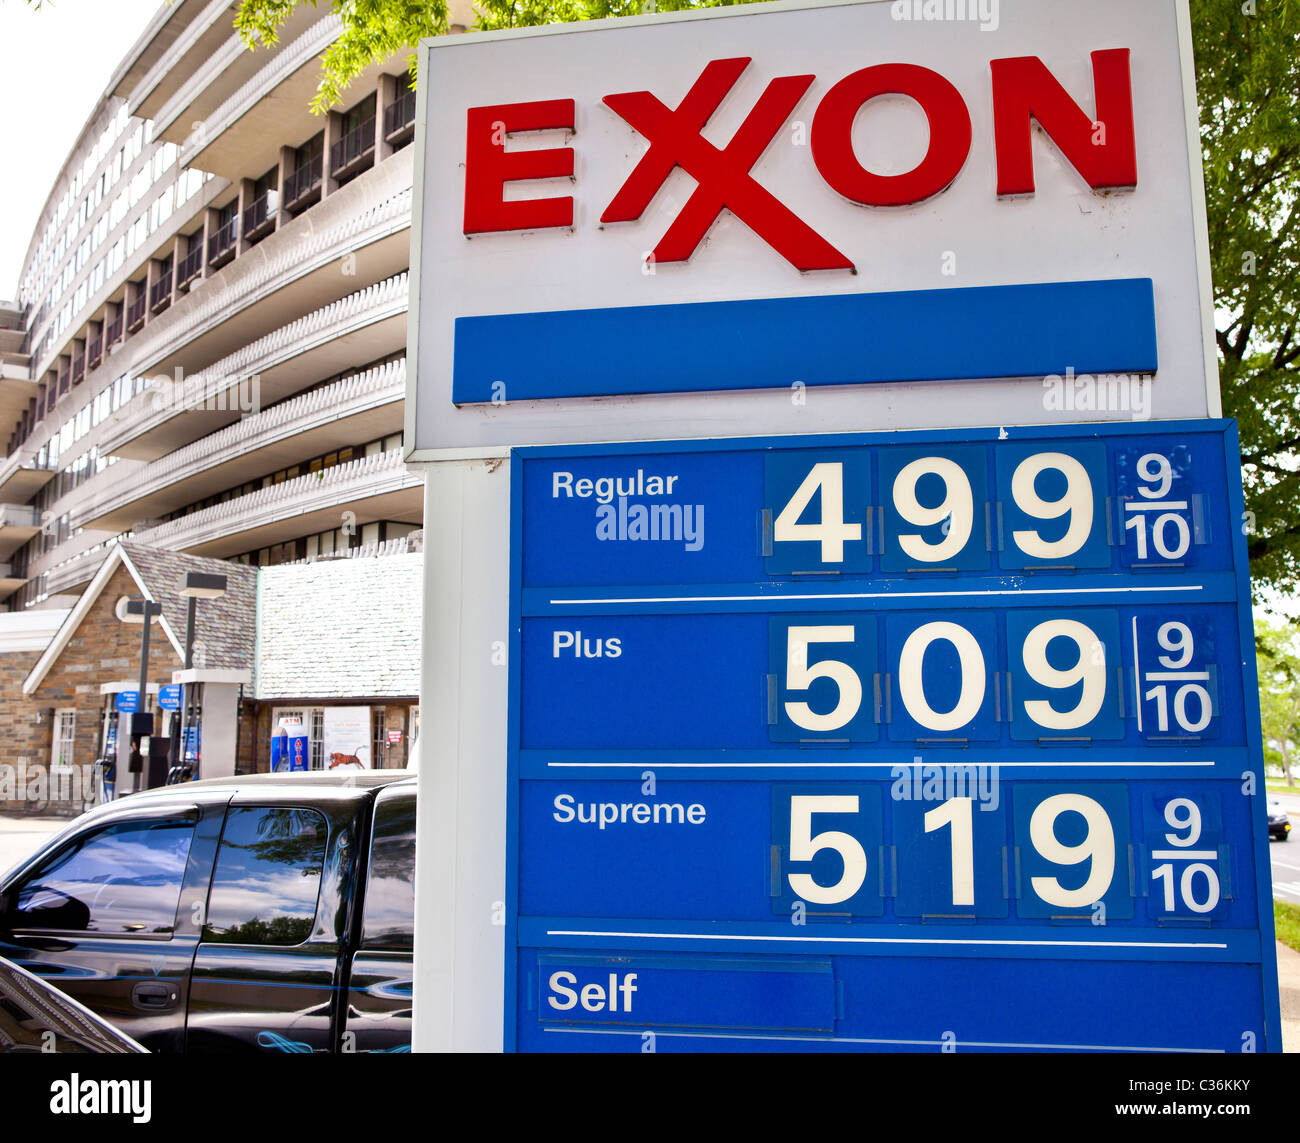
[[0, 771, 415, 1053]]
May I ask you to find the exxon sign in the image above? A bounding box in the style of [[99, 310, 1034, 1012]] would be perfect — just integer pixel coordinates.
[[407, 0, 1216, 456]]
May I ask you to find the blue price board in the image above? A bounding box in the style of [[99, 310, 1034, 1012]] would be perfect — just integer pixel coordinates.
[[158, 684, 181, 711], [505, 421, 1281, 1052], [114, 691, 139, 713]]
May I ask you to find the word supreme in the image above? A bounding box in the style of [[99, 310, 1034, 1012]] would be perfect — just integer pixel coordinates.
[[464, 50, 1137, 270]]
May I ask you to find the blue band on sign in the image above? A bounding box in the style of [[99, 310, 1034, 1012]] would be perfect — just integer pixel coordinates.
[[452, 277, 1157, 403]]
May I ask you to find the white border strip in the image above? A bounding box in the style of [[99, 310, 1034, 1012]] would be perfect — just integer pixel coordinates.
[[541, 1026, 1220, 1053], [545, 760, 1217, 769], [547, 928, 1228, 951], [549, 586, 1202, 606]]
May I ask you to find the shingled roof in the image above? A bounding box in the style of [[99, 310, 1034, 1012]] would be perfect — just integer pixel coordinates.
[[118, 543, 257, 672], [23, 542, 257, 695], [255, 551, 421, 700]]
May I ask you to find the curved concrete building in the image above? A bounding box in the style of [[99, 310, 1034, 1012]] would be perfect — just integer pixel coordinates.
[[0, 1, 468, 611]]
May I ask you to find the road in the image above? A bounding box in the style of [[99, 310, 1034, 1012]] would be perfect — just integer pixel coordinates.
[[1270, 791, 1300, 904]]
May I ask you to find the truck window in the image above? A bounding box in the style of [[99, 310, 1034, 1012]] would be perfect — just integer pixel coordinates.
[[361, 794, 415, 951], [12, 817, 195, 936], [204, 807, 327, 946]]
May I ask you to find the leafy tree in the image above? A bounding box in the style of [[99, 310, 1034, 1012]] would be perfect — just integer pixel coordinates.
[[1194, 0, 1300, 600], [1257, 616, 1300, 784], [234, 0, 757, 112], [231, 0, 1300, 601]]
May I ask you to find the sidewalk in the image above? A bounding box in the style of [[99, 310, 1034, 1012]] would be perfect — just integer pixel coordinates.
[[1277, 939, 1300, 1052], [0, 814, 67, 876]]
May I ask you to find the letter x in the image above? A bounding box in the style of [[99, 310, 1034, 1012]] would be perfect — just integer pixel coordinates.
[[602, 58, 853, 271]]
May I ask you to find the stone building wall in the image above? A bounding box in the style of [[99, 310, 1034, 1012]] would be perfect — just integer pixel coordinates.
[[6, 564, 185, 816], [0, 646, 60, 815]]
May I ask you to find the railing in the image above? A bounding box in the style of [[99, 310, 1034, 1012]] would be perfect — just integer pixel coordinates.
[[242, 192, 277, 240], [105, 315, 123, 345], [71, 354, 84, 384], [177, 245, 204, 287], [207, 217, 239, 265], [149, 272, 173, 311], [57, 370, 69, 396], [126, 294, 147, 331], [0, 504, 42, 528], [131, 448, 418, 552], [179, 15, 341, 166], [119, 184, 412, 377], [383, 90, 416, 142], [87, 335, 102, 367], [283, 156, 323, 208], [286, 534, 421, 566], [0, 443, 58, 475], [330, 117, 375, 177], [72, 359, 406, 530], [97, 273, 409, 455]]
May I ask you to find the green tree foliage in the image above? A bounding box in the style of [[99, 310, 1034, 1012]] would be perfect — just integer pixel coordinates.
[[234, 0, 761, 112], [1257, 615, 1300, 783], [234, 0, 758, 112], [1193, 0, 1300, 598], [232, 0, 1300, 601]]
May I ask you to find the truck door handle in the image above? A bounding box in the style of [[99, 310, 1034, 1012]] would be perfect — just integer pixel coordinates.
[[131, 980, 179, 1011]]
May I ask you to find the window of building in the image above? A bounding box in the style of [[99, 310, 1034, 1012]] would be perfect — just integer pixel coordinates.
[[341, 94, 376, 136], [372, 708, 387, 769], [12, 816, 196, 935], [203, 807, 326, 946], [311, 710, 324, 768], [50, 709, 76, 772]]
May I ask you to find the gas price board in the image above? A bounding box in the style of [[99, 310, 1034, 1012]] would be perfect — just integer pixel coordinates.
[[505, 420, 1281, 1052]]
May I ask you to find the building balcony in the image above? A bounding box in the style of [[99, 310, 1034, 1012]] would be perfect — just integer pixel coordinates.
[[0, 444, 58, 503], [176, 14, 344, 180], [207, 218, 239, 269], [87, 335, 103, 370], [0, 359, 37, 450], [105, 314, 124, 346], [242, 193, 278, 243], [149, 272, 174, 314], [0, 503, 42, 560], [383, 90, 416, 147], [282, 156, 323, 213], [98, 271, 409, 462], [126, 294, 147, 333], [129, 447, 421, 559], [113, 161, 412, 389], [73, 357, 405, 533], [35, 532, 121, 597], [71, 354, 85, 384], [0, 560, 25, 599], [177, 245, 204, 290], [330, 117, 376, 182]]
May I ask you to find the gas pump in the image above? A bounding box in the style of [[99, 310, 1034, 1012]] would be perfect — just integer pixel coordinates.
[[94, 699, 118, 804]]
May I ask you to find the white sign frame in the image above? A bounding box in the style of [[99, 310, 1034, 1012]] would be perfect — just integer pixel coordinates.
[[405, 0, 1218, 461]]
